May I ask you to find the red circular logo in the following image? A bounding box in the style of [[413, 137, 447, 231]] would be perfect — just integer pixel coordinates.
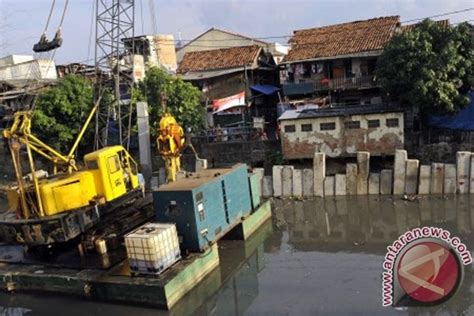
[[397, 241, 461, 303]]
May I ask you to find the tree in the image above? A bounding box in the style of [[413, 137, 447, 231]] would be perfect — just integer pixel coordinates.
[[376, 20, 473, 113], [135, 67, 204, 135], [33, 74, 94, 153]]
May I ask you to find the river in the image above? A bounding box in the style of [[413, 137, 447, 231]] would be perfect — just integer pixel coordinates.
[[0, 195, 473, 315]]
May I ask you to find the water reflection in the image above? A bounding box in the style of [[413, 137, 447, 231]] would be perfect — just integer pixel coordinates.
[[275, 196, 473, 253], [0, 196, 472, 315]]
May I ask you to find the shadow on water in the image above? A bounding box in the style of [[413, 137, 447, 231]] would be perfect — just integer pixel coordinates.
[[0, 195, 473, 315]]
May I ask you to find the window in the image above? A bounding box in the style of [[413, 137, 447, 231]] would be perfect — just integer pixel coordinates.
[[301, 124, 313, 132], [284, 125, 296, 133], [320, 122, 336, 131], [386, 118, 399, 127], [344, 121, 360, 129], [107, 155, 121, 174], [85, 159, 98, 170], [368, 119, 380, 128]]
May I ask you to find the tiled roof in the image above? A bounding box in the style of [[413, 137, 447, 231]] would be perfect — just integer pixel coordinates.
[[401, 19, 449, 32], [284, 16, 400, 62], [178, 45, 262, 73]]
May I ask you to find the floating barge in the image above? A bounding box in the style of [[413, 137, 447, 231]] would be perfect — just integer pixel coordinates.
[[0, 199, 272, 309]]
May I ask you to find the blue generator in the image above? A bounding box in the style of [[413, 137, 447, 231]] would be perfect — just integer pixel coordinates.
[[153, 164, 253, 252]]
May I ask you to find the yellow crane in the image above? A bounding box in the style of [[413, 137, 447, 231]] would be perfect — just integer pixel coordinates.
[[156, 113, 185, 182], [1, 98, 142, 245]]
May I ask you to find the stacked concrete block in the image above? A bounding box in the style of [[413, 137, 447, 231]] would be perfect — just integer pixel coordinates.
[[444, 164, 456, 194], [262, 176, 273, 197], [313, 152, 326, 197], [324, 176, 335, 196], [368, 173, 380, 194], [302, 169, 314, 197], [405, 159, 419, 195], [456, 152, 471, 194], [393, 150, 407, 195], [335, 174, 347, 196], [272, 165, 283, 197], [282, 166, 294, 197], [253, 168, 265, 197], [380, 169, 393, 195], [346, 163, 358, 195], [356, 152, 370, 195], [431, 163, 444, 194], [292, 169, 303, 197], [418, 165, 431, 194]]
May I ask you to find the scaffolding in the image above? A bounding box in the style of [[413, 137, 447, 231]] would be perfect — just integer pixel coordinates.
[[94, 0, 135, 150]]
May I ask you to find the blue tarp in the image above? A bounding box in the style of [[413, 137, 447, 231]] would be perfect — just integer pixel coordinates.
[[429, 91, 474, 130], [250, 84, 280, 95]]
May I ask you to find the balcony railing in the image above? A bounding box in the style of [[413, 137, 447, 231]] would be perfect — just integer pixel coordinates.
[[315, 75, 378, 91]]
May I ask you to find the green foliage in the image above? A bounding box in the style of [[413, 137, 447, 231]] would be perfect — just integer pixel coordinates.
[[135, 67, 204, 136], [33, 75, 94, 152], [376, 20, 473, 113]]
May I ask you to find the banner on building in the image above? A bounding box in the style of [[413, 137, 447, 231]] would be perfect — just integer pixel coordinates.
[[212, 91, 246, 113]]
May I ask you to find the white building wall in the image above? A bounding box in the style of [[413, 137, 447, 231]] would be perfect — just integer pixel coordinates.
[[0, 59, 57, 81], [280, 112, 404, 158]]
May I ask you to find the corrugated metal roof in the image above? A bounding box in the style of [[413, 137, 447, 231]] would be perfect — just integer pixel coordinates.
[[179, 67, 246, 80], [278, 104, 404, 121]]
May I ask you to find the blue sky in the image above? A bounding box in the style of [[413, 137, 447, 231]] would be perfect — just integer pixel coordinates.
[[0, 0, 472, 64]]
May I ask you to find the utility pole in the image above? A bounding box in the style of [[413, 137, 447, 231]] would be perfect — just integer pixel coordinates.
[[94, 0, 135, 150]]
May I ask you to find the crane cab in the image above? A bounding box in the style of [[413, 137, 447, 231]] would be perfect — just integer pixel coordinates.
[[83, 146, 139, 202]]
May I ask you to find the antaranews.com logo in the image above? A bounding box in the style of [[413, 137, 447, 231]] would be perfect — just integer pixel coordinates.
[[382, 226, 472, 307]]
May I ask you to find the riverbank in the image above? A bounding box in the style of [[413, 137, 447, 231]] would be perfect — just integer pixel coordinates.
[[254, 150, 474, 199], [0, 195, 472, 315]]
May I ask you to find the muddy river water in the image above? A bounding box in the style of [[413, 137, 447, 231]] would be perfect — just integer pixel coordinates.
[[0, 195, 472, 315]]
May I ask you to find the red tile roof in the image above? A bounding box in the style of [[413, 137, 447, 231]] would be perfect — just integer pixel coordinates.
[[284, 16, 400, 62], [178, 45, 262, 73], [401, 19, 449, 32]]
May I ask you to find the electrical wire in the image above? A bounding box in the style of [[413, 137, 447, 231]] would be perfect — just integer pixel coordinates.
[[401, 8, 474, 23], [169, 7, 473, 44]]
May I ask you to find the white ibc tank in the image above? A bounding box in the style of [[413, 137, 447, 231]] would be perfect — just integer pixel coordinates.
[[125, 222, 181, 275]]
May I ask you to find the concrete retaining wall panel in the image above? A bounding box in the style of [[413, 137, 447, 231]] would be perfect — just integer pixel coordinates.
[[335, 174, 347, 196], [282, 166, 294, 197], [302, 169, 314, 197], [418, 165, 431, 195], [292, 169, 303, 197], [262, 176, 273, 197], [393, 149, 407, 194], [456, 152, 471, 194], [431, 163, 444, 194], [368, 173, 380, 195], [324, 176, 335, 196], [444, 164, 456, 194], [356, 152, 370, 195], [405, 159, 419, 195], [313, 152, 326, 197], [346, 163, 358, 195], [380, 169, 393, 195], [272, 165, 283, 197]]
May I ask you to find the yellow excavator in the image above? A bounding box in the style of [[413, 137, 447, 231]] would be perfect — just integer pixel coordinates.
[[156, 113, 185, 182], [0, 98, 145, 246]]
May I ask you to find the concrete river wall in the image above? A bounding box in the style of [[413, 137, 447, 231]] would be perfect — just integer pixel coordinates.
[[254, 150, 474, 198]]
